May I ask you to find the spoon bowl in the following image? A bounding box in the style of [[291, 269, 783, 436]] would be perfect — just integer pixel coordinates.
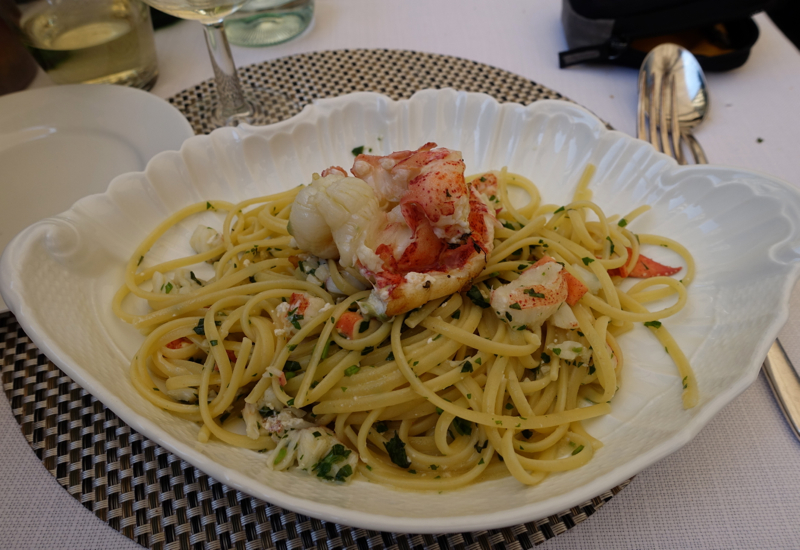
[[639, 43, 709, 163]]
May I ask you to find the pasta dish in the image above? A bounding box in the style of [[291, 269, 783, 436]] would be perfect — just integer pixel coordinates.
[[113, 143, 696, 489]]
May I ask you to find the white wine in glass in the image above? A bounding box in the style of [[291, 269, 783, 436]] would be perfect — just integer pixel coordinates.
[[143, 0, 272, 126]]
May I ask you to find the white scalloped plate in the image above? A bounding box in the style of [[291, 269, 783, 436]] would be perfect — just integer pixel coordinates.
[[3, 89, 800, 534]]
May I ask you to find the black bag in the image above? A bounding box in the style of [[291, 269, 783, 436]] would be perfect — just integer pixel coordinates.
[[559, 0, 776, 71]]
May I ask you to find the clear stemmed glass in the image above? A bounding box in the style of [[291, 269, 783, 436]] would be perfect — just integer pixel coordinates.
[[142, 0, 270, 126]]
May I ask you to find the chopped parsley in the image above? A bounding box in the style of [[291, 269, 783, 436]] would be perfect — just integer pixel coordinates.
[[452, 417, 472, 436], [374, 422, 388, 433], [644, 321, 662, 329], [210, 340, 218, 346], [541, 352, 551, 364], [189, 271, 203, 286], [461, 361, 473, 373], [351, 145, 365, 156], [571, 445, 584, 456], [554, 206, 565, 213], [162, 282, 173, 294], [206, 201, 214, 210], [606, 236, 615, 255], [581, 257, 595, 266], [273, 447, 287, 465], [312, 444, 352, 480], [344, 365, 360, 377], [618, 218, 628, 227], [523, 289, 545, 298], [384, 433, 411, 468], [505, 402, 514, 410], [682, 376, 688, 389], [466, 286, 490, 308], [552, 348, 561, 356], [287, 307, 304, 330], [386, 351, 395, 361], [509, 302, 522, 310], [359, 320, 370, 333]]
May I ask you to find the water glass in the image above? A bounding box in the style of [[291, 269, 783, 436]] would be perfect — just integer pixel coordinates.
[[225, 0, 312, 47], [17, 0, 159, 89]]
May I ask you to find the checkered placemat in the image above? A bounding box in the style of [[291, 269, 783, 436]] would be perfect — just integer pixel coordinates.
[[1, 50, 631, 550]]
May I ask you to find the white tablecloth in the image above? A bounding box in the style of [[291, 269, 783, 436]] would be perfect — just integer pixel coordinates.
[[3, 1, 800, 548]]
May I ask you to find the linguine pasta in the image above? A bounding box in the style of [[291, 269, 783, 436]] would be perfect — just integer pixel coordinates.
[[114, 163, 696, 489]]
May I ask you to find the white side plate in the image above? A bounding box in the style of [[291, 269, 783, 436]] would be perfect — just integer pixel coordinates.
[[0, 84, 194, 311], [2, 89, 800, 533]]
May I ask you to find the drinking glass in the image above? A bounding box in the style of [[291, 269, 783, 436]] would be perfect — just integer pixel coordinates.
[[16, 0, 159, 90], [140, 0, 270, 126]]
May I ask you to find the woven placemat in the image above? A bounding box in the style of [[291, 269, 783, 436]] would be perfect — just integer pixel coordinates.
[[2, 50, 632, 550]]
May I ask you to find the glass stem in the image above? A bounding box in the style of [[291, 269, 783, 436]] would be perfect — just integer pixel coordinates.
[[202, 21, 250, 123]]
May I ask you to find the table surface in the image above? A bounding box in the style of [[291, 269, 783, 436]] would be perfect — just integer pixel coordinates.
[[3, 1, 800, 548]]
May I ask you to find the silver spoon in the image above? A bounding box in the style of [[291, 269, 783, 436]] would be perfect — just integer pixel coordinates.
[[639, 44, 709, 164], [642, 44, 800, 441]]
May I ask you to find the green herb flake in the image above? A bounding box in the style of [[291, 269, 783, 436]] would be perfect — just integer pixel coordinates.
[[461, 360, 473, 373], [606, 236, 616, 255], [273, 447, 288, 465], [505, 402, 514, 410], [466, 286, 490, 308], [644, 321, 662, 329], [478, 458, 485, 465], [335, 464, 353, 482], [312, 431, 321, 438], [582, 257, 595, 266], [386, 351, 395, 361], [351, 145, 365, 156], [509, 302, 522, 310], [552, 348, 561, 356], [683, 376, 688, 389], [452, 310, 461, 319], [137, 256, 144, 266], [284, 360, 302, 373], [210, 340, 218, 346], [589, 365, 596, 375], [452, 417, 472, 436], [618, 218, 628, 227], [163, 282, 173, 294], [384, 433, 411, 468], [312, 444, 352, 480], [206, 201, 214, 210], [430, 464, 438, 470], [523, 289, 545, 298], [344, 365, 360, 377], [359, 320, 370, 333], [571, 445, 584, 456], [361, 346, 374, 356], [554, 206, 565, 213], [475, 357, 482, 365], [374, 421, 388, 433]]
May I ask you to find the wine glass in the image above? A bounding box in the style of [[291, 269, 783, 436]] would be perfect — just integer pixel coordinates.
[[142, 0, 271, 127]]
